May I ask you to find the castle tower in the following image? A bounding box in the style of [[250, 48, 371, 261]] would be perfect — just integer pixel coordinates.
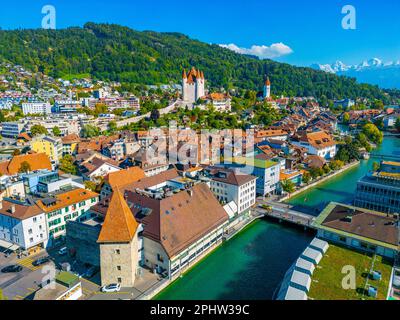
[[263, 77, 271, 99], [182, 67, 205, 104], [97, 189, 139, 287], [182, 69, 188, 102]]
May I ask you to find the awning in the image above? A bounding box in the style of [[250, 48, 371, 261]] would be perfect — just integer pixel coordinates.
[[0, 239, 20, 251]]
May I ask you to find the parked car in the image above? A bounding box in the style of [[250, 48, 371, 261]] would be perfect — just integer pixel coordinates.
[[85, 266, 99, 278], [1, 265, 23, 273], [32, 256, 51, 267], [58, 247, 68, 256], [101, 283, 121, 293]]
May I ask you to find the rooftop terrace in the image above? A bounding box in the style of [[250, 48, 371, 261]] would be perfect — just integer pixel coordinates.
[[308, 244, 393, 300]]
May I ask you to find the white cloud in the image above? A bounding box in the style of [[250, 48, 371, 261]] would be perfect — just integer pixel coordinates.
[[219, 42, 293, 59]]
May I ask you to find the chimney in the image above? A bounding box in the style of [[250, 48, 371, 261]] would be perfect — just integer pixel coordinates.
[[10, 205, 16, 214]]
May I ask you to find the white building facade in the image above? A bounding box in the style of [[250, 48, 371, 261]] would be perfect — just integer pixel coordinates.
[[22, 102, 52, 115]]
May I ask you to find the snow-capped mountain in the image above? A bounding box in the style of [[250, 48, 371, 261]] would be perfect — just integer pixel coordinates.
[[311, 58, 400, 89]]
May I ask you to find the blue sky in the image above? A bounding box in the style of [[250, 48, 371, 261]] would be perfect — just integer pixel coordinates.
[[0, 0, 399, 66]]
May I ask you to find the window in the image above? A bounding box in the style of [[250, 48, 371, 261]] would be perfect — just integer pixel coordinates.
[[157, 254, 164, 263], [115, 249, 120, 254], [117, 266, 121, 271], [117, 277, 122, 283]]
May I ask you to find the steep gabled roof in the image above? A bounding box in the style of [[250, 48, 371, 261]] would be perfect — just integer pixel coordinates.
[[97, 189, 139, 243]]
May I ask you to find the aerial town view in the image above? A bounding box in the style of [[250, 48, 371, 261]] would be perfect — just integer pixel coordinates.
[[0, 0, 399, 312]]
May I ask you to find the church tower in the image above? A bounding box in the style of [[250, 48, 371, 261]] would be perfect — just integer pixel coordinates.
[[263, 77, 271, 99]]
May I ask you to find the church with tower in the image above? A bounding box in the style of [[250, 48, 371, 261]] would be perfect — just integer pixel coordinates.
[[182, 67, 205, 104], [263, 77, 271, 99]]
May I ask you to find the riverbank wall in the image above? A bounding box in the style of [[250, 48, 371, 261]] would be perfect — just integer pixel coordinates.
[[279, 160, 360, 202], [138, 212, 264, 300]]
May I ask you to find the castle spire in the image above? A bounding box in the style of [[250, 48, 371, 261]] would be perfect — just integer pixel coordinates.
[[265, 77, 271, 86], [182, 69, 187, 79]]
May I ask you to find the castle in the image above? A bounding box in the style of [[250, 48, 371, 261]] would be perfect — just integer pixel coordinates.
[[182, 67, 205, 104]]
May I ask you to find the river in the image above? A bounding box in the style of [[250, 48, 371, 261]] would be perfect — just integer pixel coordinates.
[[156, 136, 400, 300]]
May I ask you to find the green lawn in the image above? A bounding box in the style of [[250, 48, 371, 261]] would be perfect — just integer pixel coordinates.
[[308, 244, 393, 300]]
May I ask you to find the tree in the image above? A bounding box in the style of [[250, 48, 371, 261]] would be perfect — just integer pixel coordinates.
[[30, 124, 48, 136], [59, 155, 77, 175], [0, 288, 4, 300], [52, 126, 61, 136], [18, 161, 31, 173], [372, 161, 380, 172], [362, 123, 383, 145], [12, 149, 21, 156], [342, 112, 350, 124], [84, 180, 97, 192], [395, 118, 400, 133], [150, 109, 160, 121], [281, 179, 296, 196], [302, 172, 311, 184], [330, 160, 344, 171], [371, 100, 384, 110], [81, 124, 100, 138], [108, 121, 117, 133], [322, 164, 332, 175]]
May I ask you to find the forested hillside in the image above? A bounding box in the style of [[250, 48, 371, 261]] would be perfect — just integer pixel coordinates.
[[0, 22, 397, 102]]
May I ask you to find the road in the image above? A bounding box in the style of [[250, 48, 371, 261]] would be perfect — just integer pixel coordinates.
[[0, 251, 56, 300]]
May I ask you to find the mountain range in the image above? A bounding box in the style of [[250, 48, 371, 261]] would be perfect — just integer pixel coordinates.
[[0, 23, 398, 103], [311, 58, 400, 89]]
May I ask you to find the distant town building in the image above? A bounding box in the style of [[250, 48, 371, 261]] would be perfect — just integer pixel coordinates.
[[202, 93, 231, 112], [22, 102, 52, 115], [1, 122, 25, 138], [334, 99, 355, 109], [292, 131, 337, 160], [31, 136, 63, 166], [54, 100, 81, 113]]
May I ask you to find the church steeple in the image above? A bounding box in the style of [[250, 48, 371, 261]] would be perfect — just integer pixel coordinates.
[[263, 76, 271, 99]]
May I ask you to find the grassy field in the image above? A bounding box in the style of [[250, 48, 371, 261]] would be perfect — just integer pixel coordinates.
[[308, 244, 393, 300]]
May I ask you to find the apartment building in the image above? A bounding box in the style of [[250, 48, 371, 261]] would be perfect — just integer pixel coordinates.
[[203, 166, 257, 214], [22, 102, 52, 115], [1, 122, 25, 138], [225, 155, 281, 196], [354, 161, 400, 214], [31, 135, 63, 165], [292, 131, 337, 160], [0, 198, 48, 252], [36, 188, 99, 244]]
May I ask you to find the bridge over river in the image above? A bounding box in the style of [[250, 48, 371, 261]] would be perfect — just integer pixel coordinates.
[[255, 199, 317, 229]]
